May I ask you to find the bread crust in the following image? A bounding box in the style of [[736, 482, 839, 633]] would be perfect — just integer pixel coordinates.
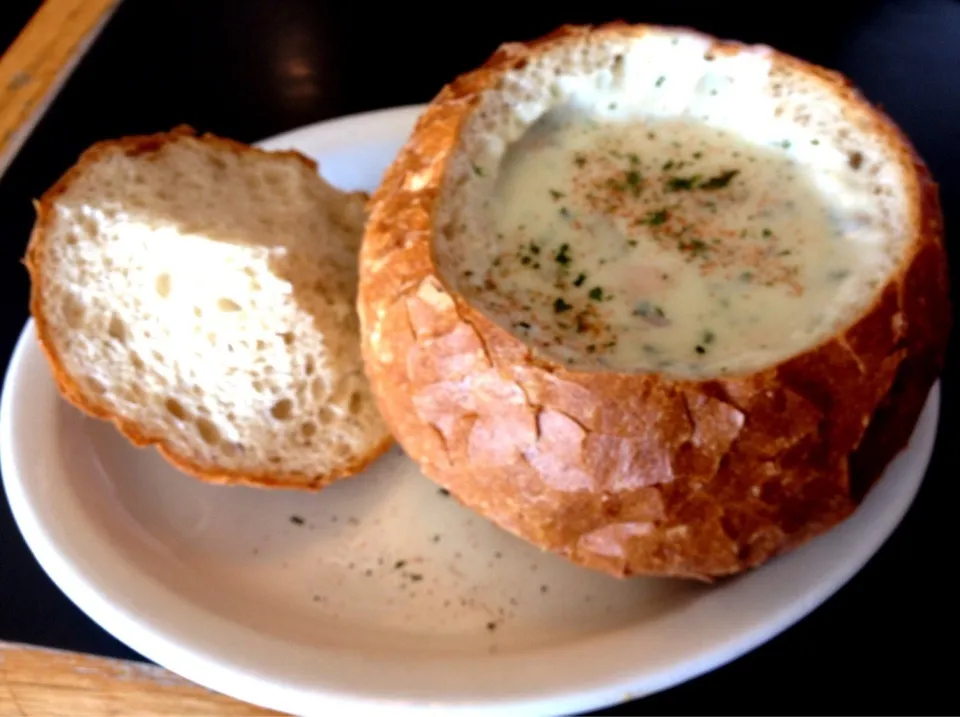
[[25, 126, 393, 490], [358, 24, 950, 579]]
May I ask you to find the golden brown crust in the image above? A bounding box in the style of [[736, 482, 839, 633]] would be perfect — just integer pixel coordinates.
[[358, 24, 951, 578], [25, 126, 393, 491]]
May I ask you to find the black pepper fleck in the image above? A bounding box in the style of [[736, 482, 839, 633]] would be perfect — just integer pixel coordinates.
[[554, 297, 573, 313]]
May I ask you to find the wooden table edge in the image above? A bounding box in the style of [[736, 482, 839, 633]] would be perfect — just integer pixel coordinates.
[[0, 641, 285, 715], [0, 0, 123, 180]]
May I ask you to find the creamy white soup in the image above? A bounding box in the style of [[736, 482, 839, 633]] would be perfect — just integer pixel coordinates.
[[458, 107, 862, 376]]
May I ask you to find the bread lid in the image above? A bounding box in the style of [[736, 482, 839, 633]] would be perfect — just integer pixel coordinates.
[[26, 127, 392, 489]]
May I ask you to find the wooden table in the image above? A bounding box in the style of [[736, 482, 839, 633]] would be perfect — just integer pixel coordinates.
[[0, 0, 120, 176], [0, 0, 957, 715], [0, 642, 283, 715]]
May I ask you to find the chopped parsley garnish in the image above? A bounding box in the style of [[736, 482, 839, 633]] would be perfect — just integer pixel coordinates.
[[701, 329, 716, 345], [553, 297, 573, 313], [665, 170, 738, 192], [681, 238, 709, 256], [555, 243, 572, 265], [549, 189, 565, 200], [762, 228, 773, 237], [655, 75, 666, 87], [471, 162, 484, 176], [633, 301, 666, 320], [699, 169, 740, 189], [573, 273, 586, 287], [588, 287, 604, 301], [666, 175, 700, 191], [574, 153, 587, 167], [625, 170, 642, 194]]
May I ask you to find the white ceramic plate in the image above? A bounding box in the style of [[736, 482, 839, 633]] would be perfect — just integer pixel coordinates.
[[0, 105, 941, 717]]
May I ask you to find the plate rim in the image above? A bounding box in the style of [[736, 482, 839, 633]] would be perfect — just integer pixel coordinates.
[[0, 105, 941, 716]]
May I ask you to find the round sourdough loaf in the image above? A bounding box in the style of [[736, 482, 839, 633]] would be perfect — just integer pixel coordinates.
[[358, 23, 950, 579]]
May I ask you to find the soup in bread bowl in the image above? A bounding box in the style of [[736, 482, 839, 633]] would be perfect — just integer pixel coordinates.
[[358, 23, 950, 580]]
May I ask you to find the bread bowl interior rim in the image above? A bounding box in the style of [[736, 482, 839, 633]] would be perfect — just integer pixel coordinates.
[[1, 101, 942, 715], [433, 24, 920, 378]]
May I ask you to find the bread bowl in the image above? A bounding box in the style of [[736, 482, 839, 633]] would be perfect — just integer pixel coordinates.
[[358, 23, 950, 579]]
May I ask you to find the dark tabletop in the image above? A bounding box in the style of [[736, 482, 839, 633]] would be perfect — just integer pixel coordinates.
[[1, 0, 957, 714]]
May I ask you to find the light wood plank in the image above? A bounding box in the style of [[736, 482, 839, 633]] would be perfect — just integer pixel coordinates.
[[0, 0, 123, 178], [0, 642, 285, 716]]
